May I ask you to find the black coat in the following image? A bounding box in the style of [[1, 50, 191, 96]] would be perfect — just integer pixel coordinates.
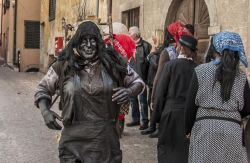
[[146, 48, 161, 87], [129, 38, 152, 82], [154, 58, 196, 163]]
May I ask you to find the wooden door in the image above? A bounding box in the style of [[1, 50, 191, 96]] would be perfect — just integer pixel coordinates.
[[168, 0, 210, 64]]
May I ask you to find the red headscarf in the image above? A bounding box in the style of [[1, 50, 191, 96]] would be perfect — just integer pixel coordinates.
[[167, 21, 192, 45], [104, 34, 136, 62]]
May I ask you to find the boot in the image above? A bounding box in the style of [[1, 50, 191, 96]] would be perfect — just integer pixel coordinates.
[[141, 127, 156, 135], [149, 128, 158, 138], [139, 122, 148, 130]]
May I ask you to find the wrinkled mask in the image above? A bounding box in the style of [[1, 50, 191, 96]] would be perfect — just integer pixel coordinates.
[[76, 35, 98, 61]]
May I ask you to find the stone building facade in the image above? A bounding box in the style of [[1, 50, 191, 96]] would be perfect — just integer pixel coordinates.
[[39, 0, 108, 72], [112, 0, 250, 66], [39, 0, 250, 72], [1, 0, 41, 72]]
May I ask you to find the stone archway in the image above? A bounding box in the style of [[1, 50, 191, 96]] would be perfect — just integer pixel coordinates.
[[160, 0, 218, 63], [160, 0, 218, 29]]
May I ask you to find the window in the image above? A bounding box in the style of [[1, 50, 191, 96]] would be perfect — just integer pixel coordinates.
[[24, 21, 40, 49], [122, 7, 140, 28], [49, 0, 56, 21]]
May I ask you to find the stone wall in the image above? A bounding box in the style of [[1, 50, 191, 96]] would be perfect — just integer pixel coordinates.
[[112, 0, 250, 60], [40, 0, 102, 72], [1, 2, 14, 66], [40, 0, 250, 71], [16, 0, 41, 72], [1, 0, 40, 71]]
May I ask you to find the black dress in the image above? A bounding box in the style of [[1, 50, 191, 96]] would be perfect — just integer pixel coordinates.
[[154, 58, 196, 163]]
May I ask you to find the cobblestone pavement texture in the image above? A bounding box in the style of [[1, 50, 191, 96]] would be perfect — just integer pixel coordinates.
[[0, 66, 157, 163]]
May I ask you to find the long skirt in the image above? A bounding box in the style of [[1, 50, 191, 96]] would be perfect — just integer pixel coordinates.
[[157, 108, 189, 163], [189, 119, 248, 163]]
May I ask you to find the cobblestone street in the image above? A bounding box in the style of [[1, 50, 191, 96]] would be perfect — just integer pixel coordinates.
[[0, 66, 157, 163]]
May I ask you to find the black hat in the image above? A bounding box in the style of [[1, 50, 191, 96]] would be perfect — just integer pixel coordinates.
[[179, 35, 198, 51]]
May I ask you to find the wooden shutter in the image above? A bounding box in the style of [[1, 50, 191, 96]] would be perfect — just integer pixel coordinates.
[[122, 7, 140, 29], [122, 11, 129, 28], [131, 7, 140, 28]]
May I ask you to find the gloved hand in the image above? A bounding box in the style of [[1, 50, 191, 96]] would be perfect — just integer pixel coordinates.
[[38, 99, 62, 130], [112, 87, 132, 105]]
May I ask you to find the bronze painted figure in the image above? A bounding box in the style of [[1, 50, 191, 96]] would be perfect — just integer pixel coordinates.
[[34, 21, 144, 163]]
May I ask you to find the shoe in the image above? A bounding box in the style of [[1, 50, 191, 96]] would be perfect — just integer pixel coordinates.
[[126, 121, 140, 127], [141, 127, 156, 135], [149, 128, 158, 138], [139, 123, 148, 130]]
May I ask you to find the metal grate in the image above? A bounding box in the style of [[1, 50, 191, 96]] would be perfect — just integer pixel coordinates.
[[24, 21, 40, 49], [49, 0, 56, 21]]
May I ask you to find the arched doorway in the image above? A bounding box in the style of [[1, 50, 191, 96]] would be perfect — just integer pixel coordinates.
[[165, 0, 210, 64]]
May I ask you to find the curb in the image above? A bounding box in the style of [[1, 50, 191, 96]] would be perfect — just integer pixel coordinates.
[[6, 64, 19, 72], [0, 62, 19, 72]]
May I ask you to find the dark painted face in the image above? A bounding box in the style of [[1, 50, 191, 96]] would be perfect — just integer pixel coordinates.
[[77, 36, 97, 60]]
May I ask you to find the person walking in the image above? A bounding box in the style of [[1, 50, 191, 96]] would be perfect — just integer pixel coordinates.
[[149, 22, 192, 138], [126, 26, 152, 130], [155, 35, 198, 163], [103, 22, 136, 136], [34, 21, 144, 163], [141, 29, 164, 135], [104, 32, 137, 136], [185, 31, 250, 163]]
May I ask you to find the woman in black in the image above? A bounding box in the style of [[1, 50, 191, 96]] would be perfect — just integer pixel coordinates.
[[141, 30, 164, 136], [149, 22, 193, 138], [155, 35, 197, 163]]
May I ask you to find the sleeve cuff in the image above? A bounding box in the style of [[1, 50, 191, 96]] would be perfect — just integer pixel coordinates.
[[34, 94, 52, 108]]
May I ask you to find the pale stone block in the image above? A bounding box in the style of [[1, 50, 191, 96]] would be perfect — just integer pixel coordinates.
[[208, 26, 221, 35]]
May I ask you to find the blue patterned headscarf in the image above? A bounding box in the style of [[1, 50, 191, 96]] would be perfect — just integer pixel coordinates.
[[213, 31, 248, 67]]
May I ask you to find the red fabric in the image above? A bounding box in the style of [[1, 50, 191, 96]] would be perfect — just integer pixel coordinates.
[[118, 113, 125, 121], [104, 34, 136, 62], [167, 21, 192, 45]]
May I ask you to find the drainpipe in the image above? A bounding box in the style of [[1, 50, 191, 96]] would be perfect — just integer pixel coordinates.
[[96, 0, 99, 18], [107, 0, 112, 18], [1, 0, 3, 46], [13, 0, 17, 68], [107, 0, 112, 35], [192, 0, 196, 35]]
